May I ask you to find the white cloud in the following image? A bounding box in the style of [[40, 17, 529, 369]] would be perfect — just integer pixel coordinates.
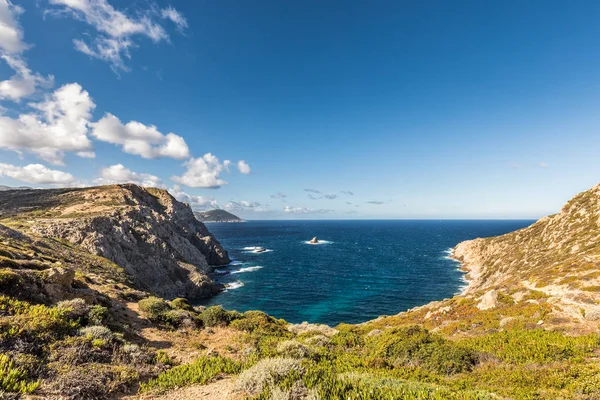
[[95, 164, 162, 187], [237, 160, 251, 174], [0, 0, 27, 54], [283, 206, 333, 214], [90, 113, 190, 160], [171, 153, 228, 189], [0, 83, 95, 164], [48, 0, 184, 71], [540, 162, 549, 168], [169, 185, 218, 210], [367, 201, 384, 205], [161, 6, 187, 31], [0, 1, 53, 101], [223, 159, 231, 172], [0, 162, 77, 186], [271, 192, 286, 199]]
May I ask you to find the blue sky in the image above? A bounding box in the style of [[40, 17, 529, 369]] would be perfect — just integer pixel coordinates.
[[1, 0, 600, 219]]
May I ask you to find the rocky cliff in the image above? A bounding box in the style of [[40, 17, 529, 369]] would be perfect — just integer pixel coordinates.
[[0, 184, 230, 299]]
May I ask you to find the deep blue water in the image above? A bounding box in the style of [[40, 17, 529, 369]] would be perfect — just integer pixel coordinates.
[[199, 220, 533, 326]]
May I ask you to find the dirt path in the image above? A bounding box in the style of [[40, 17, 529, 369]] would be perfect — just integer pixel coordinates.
[[132, 377, 240, 400]]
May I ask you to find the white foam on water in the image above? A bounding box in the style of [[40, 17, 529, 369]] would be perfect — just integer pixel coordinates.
[[228, 260, 244, 266], [303, 240, 332, 245], [225, 281, 244, 290], [214, 269, 228, 273], [231, 266, 263, 274]]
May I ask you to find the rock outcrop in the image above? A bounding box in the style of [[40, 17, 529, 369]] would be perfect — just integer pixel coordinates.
[[451, 183, 600, 328], [0, 184, 230, 299], [194, 209, 244, 223]]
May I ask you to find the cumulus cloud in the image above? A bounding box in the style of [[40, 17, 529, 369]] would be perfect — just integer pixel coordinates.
[[0, 83, 95, 164], [271, 192, 287, 199], [95, 164, 163, 187], [367, 201, 384, 205], [0, 162, 77, 186], [283, 206, 333, 214], [48, 0, 185, 71], [0, 1, 53, 101], [171, 153, 228, 189], [237, 160, 251, 174], [169, 185, 218, 210], [90, 113, 190, 160]]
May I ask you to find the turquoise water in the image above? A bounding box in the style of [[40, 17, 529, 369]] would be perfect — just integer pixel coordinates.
[[200, 220, 533, 326]]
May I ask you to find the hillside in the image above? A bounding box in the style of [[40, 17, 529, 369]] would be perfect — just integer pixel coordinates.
[[195, 209, 244, 223], [0, 184, 230, 299], [1, 183, 600, 399]]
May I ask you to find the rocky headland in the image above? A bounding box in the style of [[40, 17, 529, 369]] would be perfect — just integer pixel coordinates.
[[0, 184, 230, 299]]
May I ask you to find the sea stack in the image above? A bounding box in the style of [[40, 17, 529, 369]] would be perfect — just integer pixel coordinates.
[[310, 237, 319, 244]]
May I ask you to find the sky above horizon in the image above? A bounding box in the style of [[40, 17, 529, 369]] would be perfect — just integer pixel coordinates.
[[0, 0, 600, 219]]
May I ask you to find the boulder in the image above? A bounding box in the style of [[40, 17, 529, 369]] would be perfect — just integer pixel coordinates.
[[309, 237, 319, 244], [477, 289, 499, 310], [44, 267, 75, 287]]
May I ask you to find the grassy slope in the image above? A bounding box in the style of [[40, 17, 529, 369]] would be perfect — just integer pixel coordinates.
[[2, 184, 600, 399]]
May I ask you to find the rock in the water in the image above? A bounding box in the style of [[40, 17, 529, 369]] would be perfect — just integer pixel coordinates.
[[309, 237, 319, 244]]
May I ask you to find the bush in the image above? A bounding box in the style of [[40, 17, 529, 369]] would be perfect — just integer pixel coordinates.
[[235, 357, 304, 396], [367, 326, 478, 374], [199, 306, 240, 327], [79, 325, 115, 342], [0, 354, 39, 394], [0, 296, 78, 343], [162, 309, 194, 328], [56, 298, 90, 320], [231, 310, 289, 336], [0, 268, 21, 289], [88, 305, 108, 325], [276, 340, 313, 359], [170, 298, 194, 311], [139, 355, 241, 393], [138, 296, 170, 321]]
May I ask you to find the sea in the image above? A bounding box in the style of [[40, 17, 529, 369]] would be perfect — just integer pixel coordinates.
[[199, 220, 533, 326]]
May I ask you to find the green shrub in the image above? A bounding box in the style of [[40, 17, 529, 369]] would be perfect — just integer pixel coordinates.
[[0, 268, 21, 289], [230, 310, 289, 336], [0, 296, 78, 343], [88, 305, 108, 325], [367, 326, 478, 374], [199, 306, 240, 327], [162, 309, 194, 328], [79, 325, 115, 342], [56, 298, 90, 320], [276, 340, 314, 359], [139, 355, 241, 393], [170, 298, 194, 311], [0, 354, 39, 394], [138, 296, 171, 321], [235, 357, 304, 396]]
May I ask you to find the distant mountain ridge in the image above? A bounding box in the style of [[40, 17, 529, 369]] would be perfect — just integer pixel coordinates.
[[195, 209, 244, 223]]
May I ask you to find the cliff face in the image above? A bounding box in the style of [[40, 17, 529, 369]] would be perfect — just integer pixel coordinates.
[[0, 184, 230, 299]]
